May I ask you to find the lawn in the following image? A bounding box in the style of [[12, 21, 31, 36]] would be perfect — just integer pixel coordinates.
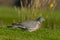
[[0, 28, 60, 40], [0, 6, 60, 40]]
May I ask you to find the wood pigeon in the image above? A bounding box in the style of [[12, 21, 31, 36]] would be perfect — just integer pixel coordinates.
[[7, 17, 45, 32]]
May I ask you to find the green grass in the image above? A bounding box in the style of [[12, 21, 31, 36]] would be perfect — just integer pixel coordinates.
[[0, 28, 60, 40], [0, 7, 60, 40]]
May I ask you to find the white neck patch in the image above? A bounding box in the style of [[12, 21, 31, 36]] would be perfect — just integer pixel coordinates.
[[37, 21, 41, 24]]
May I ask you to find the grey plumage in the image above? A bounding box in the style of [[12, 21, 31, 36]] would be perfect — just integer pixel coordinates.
[[7, 17, 45, 32]]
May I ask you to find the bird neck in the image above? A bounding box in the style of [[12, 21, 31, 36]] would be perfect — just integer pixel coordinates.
[[37, 21, 41, 24]]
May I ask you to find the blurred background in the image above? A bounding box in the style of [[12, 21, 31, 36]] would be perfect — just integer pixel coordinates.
[[0, 0, 60, 9], [0, 0, 60, 28]]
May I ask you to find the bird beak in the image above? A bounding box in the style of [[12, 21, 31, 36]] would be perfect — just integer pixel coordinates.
[[43, 18, 45, 21]]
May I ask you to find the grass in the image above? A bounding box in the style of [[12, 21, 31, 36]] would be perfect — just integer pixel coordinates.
[[0, 6, 60, 40], [0, 28, 60, 40]]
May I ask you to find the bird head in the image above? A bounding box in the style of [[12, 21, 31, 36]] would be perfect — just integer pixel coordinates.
[[36, 17, 45, 23]]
